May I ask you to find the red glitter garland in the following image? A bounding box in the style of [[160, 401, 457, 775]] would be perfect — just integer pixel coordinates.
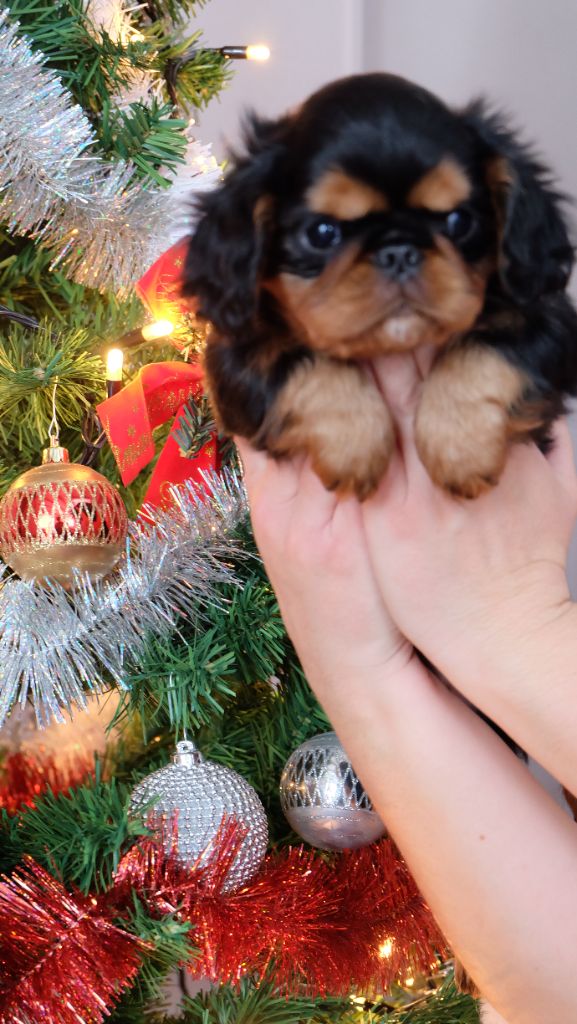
[[0, 857, 145, 1024], [0, 751, 95, 815], [113, 820, 448, 995], [0, 819, 448, 1013]]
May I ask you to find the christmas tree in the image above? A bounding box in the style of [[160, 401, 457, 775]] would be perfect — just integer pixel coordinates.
[[0, 3, 479, 1021]]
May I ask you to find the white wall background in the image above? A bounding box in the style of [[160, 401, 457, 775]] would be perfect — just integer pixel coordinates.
[[192, 0, 577, 587], [193, 0, 363, 162]]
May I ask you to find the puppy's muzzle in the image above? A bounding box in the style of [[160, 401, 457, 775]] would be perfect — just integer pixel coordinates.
[[373, 242, 423, 282]]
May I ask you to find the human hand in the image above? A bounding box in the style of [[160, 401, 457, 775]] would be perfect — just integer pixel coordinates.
[[361, 351, 577, 688], [236, 440, 416, 700]]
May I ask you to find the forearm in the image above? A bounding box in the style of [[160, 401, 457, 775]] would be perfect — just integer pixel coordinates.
[[431, 590, 577, 797], [310, 657, 577, 1024]]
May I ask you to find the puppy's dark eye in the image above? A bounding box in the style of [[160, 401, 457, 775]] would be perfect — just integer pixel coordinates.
[[444, 208, 474, 241], [303, 218, 342, 251]]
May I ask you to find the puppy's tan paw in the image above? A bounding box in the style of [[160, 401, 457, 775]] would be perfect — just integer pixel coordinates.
[[312, 423, 393, 500], [415, 345, 529, 499], [264, 357, 394, 500], [416, 399, 508, 498]]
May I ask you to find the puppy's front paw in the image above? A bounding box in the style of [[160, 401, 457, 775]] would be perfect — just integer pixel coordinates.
[[311, 417, 393, 501], [264, 358, 394, 500], [416, 398, 508, 498], [415, 345, 529, 499]]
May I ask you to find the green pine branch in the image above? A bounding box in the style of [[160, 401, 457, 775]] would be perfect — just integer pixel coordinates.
[[381, 978, 478, 1023], [0, 319, 105, 488], [4, 1, 229, 203], [5, 0, 153, 113], [6, 1, 230, 120], [0, 320, 104, 433], [173, 394, 236, 468], [0, 763, 147, 892], [142, 0, 210, 24], [111, 896, 197, 1022], [114, 556, 291, 734], [181, 976, 347, 1024], [0, 231, 146, 328], [108, 976, 478, 1024], [100, 100, 189, 188], [160, 36, 232, 111]]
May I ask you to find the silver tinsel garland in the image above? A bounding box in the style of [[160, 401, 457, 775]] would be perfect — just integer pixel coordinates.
[[0, 10, 97, 215], [41, 132, 220, 295], [0, 471, 248, 729], [0, 10, 220, 293]]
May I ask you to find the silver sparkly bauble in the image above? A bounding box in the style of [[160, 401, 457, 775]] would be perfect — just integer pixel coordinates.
[[280, 731, 386, 851], [129, 740, 268, 892]]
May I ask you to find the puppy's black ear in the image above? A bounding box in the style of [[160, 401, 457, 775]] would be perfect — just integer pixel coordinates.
[[181, 113, 291, 335], [464, 101, 574, 304]]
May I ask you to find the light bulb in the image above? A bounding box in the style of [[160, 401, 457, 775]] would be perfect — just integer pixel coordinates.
[[106, 348, 124, 382], [245, 43, 270, 62], [378, 937, 394, 959], [141, 319, 175, 342]]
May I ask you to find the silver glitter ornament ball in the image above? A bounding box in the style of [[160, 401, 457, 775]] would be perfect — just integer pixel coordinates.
[[280, 731, 386, 851], [129, 740, 268, 892]]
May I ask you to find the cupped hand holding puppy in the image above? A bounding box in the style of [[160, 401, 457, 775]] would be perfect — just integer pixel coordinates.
[[235, 439, 414, 699], [362, 351, 577, 795], [238, 416, 577, 1024]]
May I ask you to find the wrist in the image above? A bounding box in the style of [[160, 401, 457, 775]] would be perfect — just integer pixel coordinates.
[[437, 564, 574, 696], [303, 644, 432, 727]]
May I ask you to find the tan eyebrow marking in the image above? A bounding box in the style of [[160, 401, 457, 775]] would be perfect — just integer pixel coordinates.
[[307, 169, 389, 220], [407, 159, 471, 211]]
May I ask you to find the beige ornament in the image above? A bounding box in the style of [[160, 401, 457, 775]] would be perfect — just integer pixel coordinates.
[[0, 440, 127, 584]]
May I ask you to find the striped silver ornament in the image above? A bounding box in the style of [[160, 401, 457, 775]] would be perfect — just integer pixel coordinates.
[[280, 731, 386, 850]]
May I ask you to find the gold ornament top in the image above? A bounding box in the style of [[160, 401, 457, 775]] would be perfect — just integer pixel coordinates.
[[42, 439, 70, 465]]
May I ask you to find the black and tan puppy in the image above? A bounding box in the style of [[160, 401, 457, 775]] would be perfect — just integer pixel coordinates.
[[183, 73, 577, 499]]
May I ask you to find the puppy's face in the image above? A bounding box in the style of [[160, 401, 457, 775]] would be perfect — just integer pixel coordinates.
[[184, 74, 573, 358], [263, 80, 495, 357]]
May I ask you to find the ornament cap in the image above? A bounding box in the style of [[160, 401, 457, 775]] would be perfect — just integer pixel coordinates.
[[172, 740, 203, 767], [42, 438, 70, 465]]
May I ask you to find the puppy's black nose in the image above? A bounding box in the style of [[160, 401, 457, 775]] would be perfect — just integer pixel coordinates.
[[374, 243, 422, 281]]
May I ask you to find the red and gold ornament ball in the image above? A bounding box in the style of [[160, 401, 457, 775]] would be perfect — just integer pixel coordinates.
[[0, 441, 128, 584]]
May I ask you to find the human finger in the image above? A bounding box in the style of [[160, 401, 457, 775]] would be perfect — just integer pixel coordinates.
[[371, 352, 423, 424], [369, 351, 435, 485], [235, 437, 268, 489], [289, 458, 340, 535], [235, 438, 305, 543]]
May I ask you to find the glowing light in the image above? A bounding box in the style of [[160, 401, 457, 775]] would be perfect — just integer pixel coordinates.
[[141, 319, 175, 342], [378, 937, 394, 959], [405, 974, 415, 988], [245, 44, 270, 62], [106, 348, 124, 382]]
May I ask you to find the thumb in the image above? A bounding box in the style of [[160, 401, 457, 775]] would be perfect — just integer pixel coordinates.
[[370, 350, 429, 452], [234, 437, 269, 492]]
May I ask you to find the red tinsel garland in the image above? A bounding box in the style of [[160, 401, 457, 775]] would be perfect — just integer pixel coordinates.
[[0, 751, 95, 815], [0, 857, 145, 1024], [0, 818, 448, 1015], [113, 819, 448, 996]]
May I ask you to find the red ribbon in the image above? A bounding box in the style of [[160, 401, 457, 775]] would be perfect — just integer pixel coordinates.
[[134, 239, 194, 346], [97, 362, 218, 509]]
